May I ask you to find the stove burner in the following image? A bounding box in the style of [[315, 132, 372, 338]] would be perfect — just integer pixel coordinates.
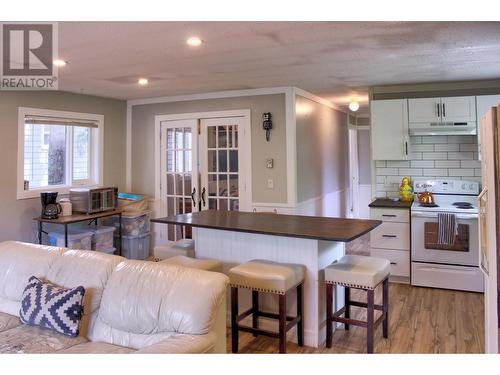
[[453, 202, 472, 206], [419, 203, 439, 208], [453, 202, 474, 209]]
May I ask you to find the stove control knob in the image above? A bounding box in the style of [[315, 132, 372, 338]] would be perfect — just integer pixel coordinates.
[[469, 184, 474, 190], [461, 183, 466, 190]]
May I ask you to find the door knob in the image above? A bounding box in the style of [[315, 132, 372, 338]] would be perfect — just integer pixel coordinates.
[[201, 187, 206, 207], [191, 187, 196, 206]]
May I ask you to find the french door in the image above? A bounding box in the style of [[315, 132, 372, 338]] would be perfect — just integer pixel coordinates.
[[160, 119, 198, 241], [200, 117, 245, 212], [160, 115, 250, 241]]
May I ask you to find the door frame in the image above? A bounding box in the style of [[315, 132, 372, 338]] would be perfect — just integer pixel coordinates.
[[154, 109, 252, 216]]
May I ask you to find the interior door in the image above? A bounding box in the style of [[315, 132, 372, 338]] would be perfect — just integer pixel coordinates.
[[348, 127, 360, 218], [160, 119, 198, 241], [199, 117, 250, 212]]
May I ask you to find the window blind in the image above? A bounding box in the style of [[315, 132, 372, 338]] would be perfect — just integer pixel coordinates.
[[24, 115, 99, 128]]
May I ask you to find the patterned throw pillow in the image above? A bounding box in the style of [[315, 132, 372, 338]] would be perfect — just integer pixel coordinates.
[[19, 276, 85, 337]]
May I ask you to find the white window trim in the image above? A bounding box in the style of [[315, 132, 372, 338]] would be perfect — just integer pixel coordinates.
[[17, 107, 104, 200]]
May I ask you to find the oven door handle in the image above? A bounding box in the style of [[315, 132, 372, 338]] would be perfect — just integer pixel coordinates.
[[411, 212, 478, 220]]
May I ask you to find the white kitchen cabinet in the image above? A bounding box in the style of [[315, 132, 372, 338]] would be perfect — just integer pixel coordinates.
[[370, 207, 410, 281], [408, 97, 441, 123], [476, 95, 500, 160], [408, 96, 476, 124], [371, 99, 410, 160], [440, 96, 476, 123]]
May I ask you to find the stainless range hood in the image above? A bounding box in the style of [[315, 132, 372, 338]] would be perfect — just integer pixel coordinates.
[[409, 121, 477, 136]]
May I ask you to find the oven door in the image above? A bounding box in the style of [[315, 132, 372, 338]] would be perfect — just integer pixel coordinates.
[[411, 211, 479, 266]]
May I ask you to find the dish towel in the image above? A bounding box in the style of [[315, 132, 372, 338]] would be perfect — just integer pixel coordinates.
[[437, 213, 458, 246]]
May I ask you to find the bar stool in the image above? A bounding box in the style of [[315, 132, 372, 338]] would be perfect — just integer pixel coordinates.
[[324, 255, 390, 353], [229, 259, 305, 354], [153, 238, 195, 260], [161, 255, 223, 272]]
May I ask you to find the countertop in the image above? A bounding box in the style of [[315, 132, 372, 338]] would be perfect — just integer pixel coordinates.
[[33, 209, 123, 224], [151, 210, 382, 242], [369, 198, 413, 209]]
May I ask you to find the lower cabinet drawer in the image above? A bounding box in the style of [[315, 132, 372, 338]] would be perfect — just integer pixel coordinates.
[[370, 248, 410, 277], [411, 262, 483, 292], [370, 222, 410, 250]]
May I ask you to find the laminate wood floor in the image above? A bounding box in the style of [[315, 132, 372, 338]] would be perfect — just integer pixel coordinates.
[[226, 235, 485, 354]]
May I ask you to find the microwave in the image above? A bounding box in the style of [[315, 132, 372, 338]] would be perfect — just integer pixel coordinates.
[[70, 187, 118, 214]]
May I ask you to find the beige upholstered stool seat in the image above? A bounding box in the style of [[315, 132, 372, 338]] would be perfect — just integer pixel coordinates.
[[162, 255, 223, 272], [325, 255, 390, 289], [229, 259, 305, 295], [153, 239, 195, 260]]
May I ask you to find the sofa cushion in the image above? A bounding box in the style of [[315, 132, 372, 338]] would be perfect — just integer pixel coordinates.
[[57, 341, 135, 354], [19, 276, 85, 337], [0, 312, 20, 333], [0, 324, 87, 353], [91, 260, 228, 349], [45, 249, 124, 339], [0, 241, 65, 316]]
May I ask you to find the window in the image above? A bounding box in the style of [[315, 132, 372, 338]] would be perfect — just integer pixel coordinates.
[[18, 108, 103, 199]]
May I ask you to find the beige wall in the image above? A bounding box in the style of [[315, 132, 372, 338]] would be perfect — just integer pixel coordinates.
[[130, 94, 287, 203], [295, 96, 349, 203], [0, 91, 126, 243]]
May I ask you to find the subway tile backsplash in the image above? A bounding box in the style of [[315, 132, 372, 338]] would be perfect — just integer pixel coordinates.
[[375, 135, 481, 198]]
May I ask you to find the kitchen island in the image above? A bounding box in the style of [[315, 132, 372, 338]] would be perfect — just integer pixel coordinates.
[[152, 210, 381, 348]]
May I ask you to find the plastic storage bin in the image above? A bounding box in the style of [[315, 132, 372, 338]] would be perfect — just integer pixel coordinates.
[[116, 232, 151, 260], [117, 193, 149, 214], [102, 211, 151, 236], [48, 229, 92, 250], [85, 225, 115, 251]]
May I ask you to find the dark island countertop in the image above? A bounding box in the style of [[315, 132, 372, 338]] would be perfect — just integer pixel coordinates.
[[369, 198, 413, 209], [151, 210, 382, 242]]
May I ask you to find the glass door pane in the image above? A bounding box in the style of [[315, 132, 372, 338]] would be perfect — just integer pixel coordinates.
[[161, 122, 197, 241]]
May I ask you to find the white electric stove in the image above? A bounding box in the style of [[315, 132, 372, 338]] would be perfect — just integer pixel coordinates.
[[411, 179, 483, 292]]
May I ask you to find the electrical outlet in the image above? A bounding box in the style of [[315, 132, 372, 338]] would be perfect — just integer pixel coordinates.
[[267, 179, 274, 189]]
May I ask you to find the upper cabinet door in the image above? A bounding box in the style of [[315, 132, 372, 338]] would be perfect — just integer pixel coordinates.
[[408, 97, 441, 123], [440, 96, 476, 123], [371, 99, 410, 160]]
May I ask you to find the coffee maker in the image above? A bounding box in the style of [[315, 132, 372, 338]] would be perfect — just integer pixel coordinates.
[[41, 192, 62, 219]]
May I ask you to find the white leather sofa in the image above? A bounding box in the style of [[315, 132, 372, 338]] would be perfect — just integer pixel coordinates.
[[0, 241, 228, 354]]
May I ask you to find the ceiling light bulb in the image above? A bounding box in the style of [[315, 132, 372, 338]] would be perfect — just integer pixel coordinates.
[[138, 78, 149, 86], [186, 36, 203, 47], [349, 100, 360, 112], [53, 59, 67, 67]]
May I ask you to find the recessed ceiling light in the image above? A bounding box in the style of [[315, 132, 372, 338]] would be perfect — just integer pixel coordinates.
[[138, 78, 149, 86], [186, 36, 203, 47], [53, 59, 67, 67], [348, 100, 360, 112]]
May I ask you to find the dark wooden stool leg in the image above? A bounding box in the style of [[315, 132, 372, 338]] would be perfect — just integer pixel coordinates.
[[296, 283, 304, 347], [252, 290, 259, 337], [382, 278, 389, 339], [279, 293, 287, 353], [366, 289, 374, 354], [231, 287, 239, 353], [326, 282, 333, 348], [344, 286, 350, 331]]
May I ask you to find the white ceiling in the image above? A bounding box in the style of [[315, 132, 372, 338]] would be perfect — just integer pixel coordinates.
[[58, 21, 500, 113]]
